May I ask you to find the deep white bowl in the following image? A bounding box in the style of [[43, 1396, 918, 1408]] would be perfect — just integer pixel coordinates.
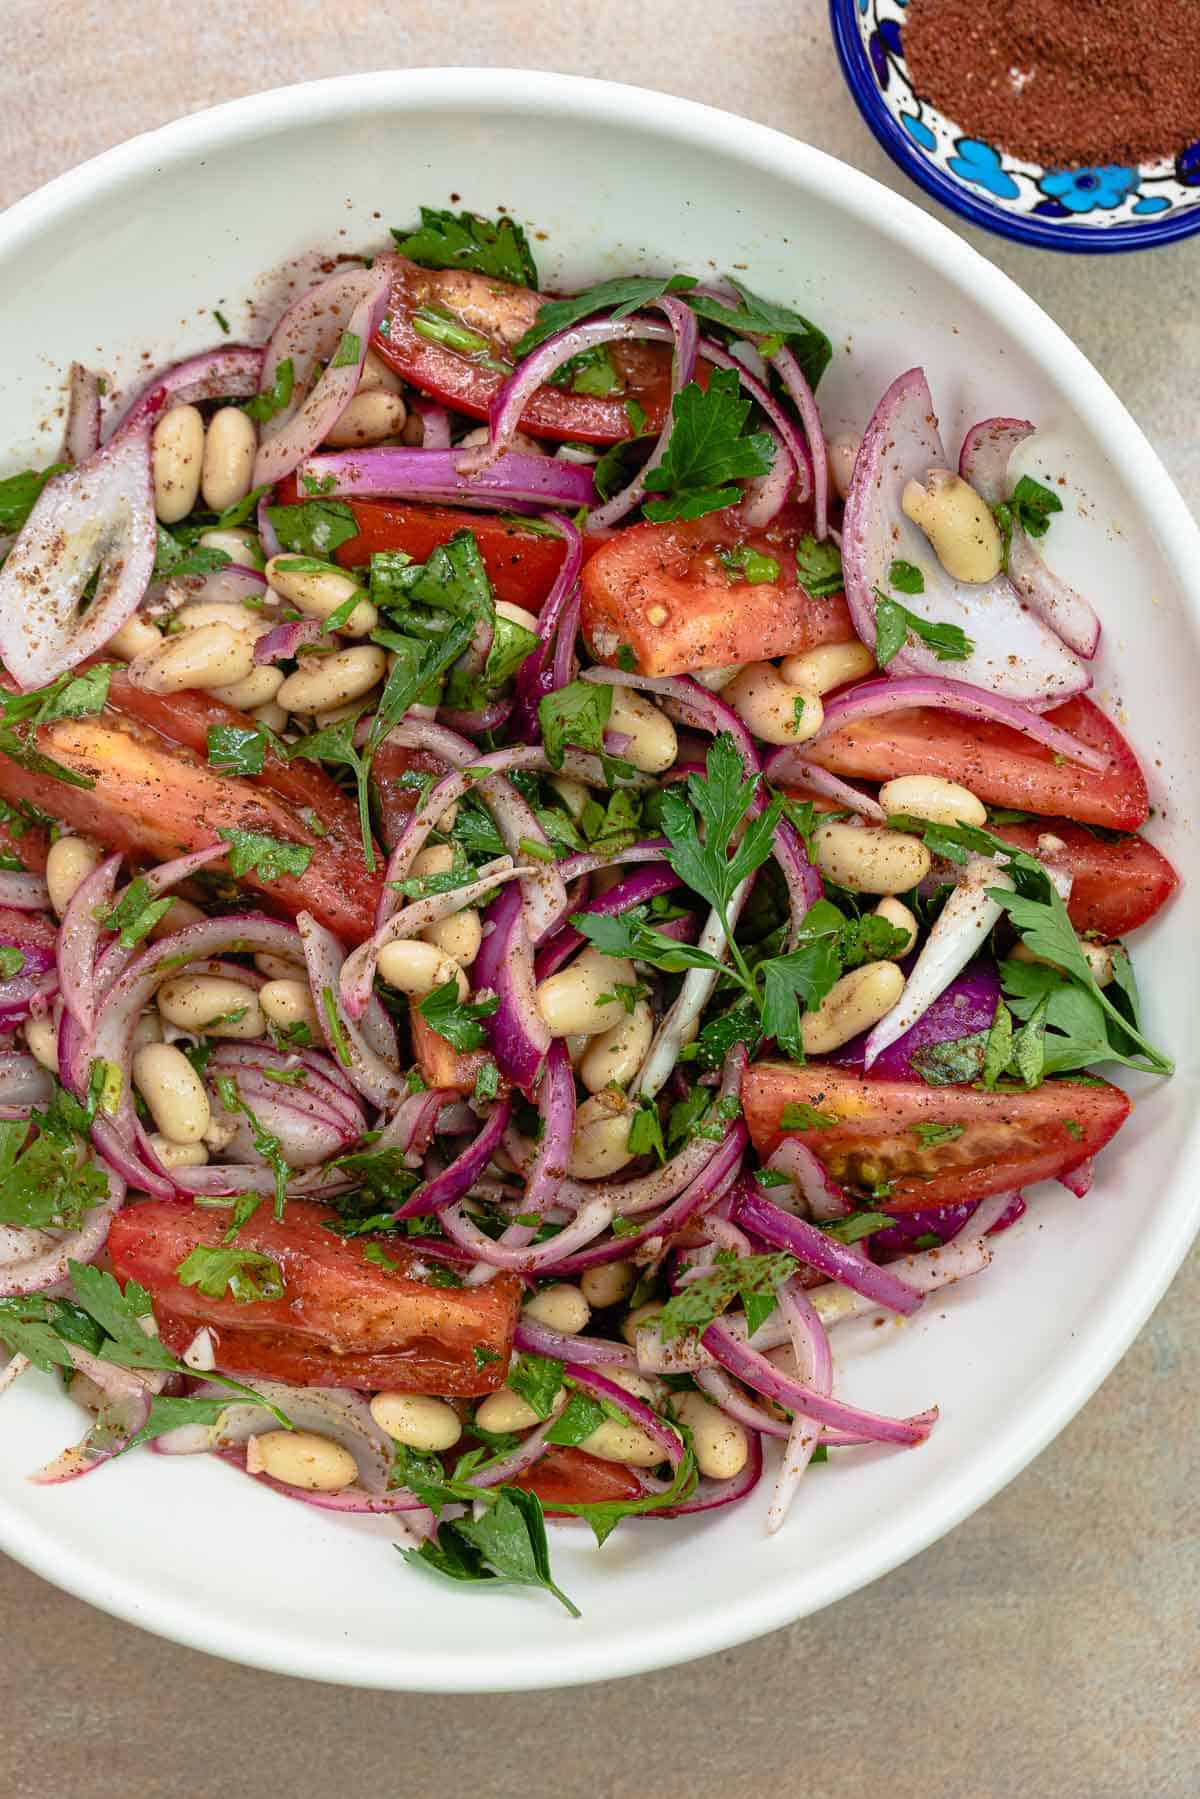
[[0, 69, 1197, 1693]]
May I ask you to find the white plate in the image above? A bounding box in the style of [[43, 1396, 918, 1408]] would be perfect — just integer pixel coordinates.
[[0, 69, 1197, 1692]]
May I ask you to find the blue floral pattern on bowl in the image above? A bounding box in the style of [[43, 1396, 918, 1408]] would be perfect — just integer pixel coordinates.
[[830, 0, 1200, 251]]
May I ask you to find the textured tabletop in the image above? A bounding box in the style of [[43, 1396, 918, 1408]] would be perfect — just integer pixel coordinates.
[[0, 6, 1197, 1796]]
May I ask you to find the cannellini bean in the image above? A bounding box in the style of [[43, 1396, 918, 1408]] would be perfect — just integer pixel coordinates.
[[422, 909, 482, 967], [902, 469, 1003, 584], [1011, 938, 1114, 987], [693, 665, 742, 691], [131, 1009, 164, 1053], [357, 349, 405, 394], [549, 775, 589, 820], [495, 599, 539, 634], [580, 999, 654, 1093], [376, 938, 468, 1000], [209, 665, 285, 710], [157, 974, 266, 1039], [314, 698, 371, 729], [198, 527, 264, 568], [324, 391, 408, 447], [672, 1391, 749, 1480], [254, 953, 307, 981], [726, 662, 824, 746], [523, 1284, 591, 1335], [779, 639, 875, 694], [880, 774, 987, 829], [132, 1042, 211, 1143], [607, 687, 677, 774], [811, 820, 931, 894], [264, 555, 377, 638], [24, 1013, 59, 1073], [252, 699, 289, 734], [459, 426, 545, 455], [411, 845, 454, 878], [827, 432, 862, 501], [276, 646, 387, 714], [204, 1116, 239, 1153], [131, 622, 257, 695], [151, 900, 207, 944], [580, 1374, 671, 1466], [580, 1262, 637, 1310], [369, 1392, 462, 1452], [802, 960, 906, 1055], [152, 404, 205, 524], [568, 1092, 638, 1178], [105, 612, 161, 661], [536, 947, 637, 1037], [245, 1430, 357, 1491], [200, 406, 257, 512], [873, 896, 918, 957], [147, 1133, 209, 1170], [475, 1384, 563, 1434], [46, 835, 103, 916], [259, 979, 320, 1031], [173, 600, 269, 639], [621, 1300, 663, 1347]]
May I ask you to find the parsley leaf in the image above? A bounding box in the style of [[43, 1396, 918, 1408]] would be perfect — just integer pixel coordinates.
[[392, 207, 539, 287], [656, 1251, 798, 1342], [0, 463, 68, 534], [684, 276, 833, 390], [716, 544, 780, 584], [243, 357, 295, 424], [994, 475, 1063, 564], [175, 1245, 284, 1304], [414, 979, 499, 1051], [795, 535, 844, 597], [0, 1089, 109, 1231], [888, 558, 925, 594], [513, 274, 698, 359], [538, 679, 613, 771], [206, 722, 272, 777], [910, 1121, 965, 1148], [626, 1098, 666, 1162], [778, 1101, 837, 1131], [506, 1352, 564, 1419], [402, 1487, 580, 1617], [99, 876, 173, 950], [217, 827, 313, 883], [642, 368, 775, 522], [215, 1075, 292, 1218], [874, 590, 973, 667], [544, 1390, 608, 1447], [265, 498, 359, 559]]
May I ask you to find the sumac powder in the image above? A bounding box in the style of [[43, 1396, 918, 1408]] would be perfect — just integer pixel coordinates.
[[903, 0, 1200, 167]]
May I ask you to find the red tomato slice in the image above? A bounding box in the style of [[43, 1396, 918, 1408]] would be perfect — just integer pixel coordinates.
[[0, 815, 48, 874], [334, 502, 568, 612], [373, 258, 674, 445], [991, 820, 1178, 939], [108, 1200, 520, 1396], [580, 510, 856, 677], [0, 670, 380, 944], [741, 1062, 1130, 1210], [409, 1005, 490, 1096], [370, 738, 452, 849], [803, 695, 1148, 832], [512, 1444, 645, 1509]]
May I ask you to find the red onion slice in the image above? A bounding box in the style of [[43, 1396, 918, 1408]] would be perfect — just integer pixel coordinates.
[[514, 1317, 637, 1370], [63, 363, 102, 463], [510, 511, 583, 742], [296, 911, 407, 1111], [584, 298, 699, 532], [393, 1096, 512, 1219], [0, 420, 156, 689], [771, 344, 829, 539], [254, 616, 323, 664], [478, 882, 551, 1094], [763, 749, 885, 821], [28, 1342, 152, 1482], [111, 346, 264, 434], [0, 871, 52, 910], [959, 417, 1100, 658], [57, 853, 121, 1033], [765, 1136, 851, 1221], [299, 446, 596, 512], [767, 1275, 834, 1531], [0, 1168, 125, 1299], [810, 673, 1109, 771], [703, 1318, 936, 1446], [698, 337, 813, 510], [733, 1183, 923, 1315], [564, 1364, 684, 1469], [842, 368, 1089, 705]]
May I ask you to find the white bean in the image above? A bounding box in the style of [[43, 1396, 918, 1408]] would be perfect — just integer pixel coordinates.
[[276, 646, 387, 714], [580, 1262, 637, 1310], [693, 665, 742, 692], [132, 1042, 211, 1143], [131, 1009, 163, 1053], [902, 469, 1003, 584], [580, 1384, 669, 1466], [801, 960, 906, 1055], [324, 391, 408, 447], [879, 774, 987, 829], [157, 974, 266, 1039], [523, 1284, 591, 1335], [779, 640, 875, 694], [536, 947, 637, 1037], [369, 1392, 461, 1452], [198, 527, 264, 569], [24, 1013, 59, 1073], [172, 600, 269, 640], [245, 1430, 357, 1492], [259, 979, 319, 1031], [568, 1093, 637, 1178], [200, 406, 257, 513], [209, 665, 285, 710], [726, 662, 824, 746], [131, 622, 257, 695], [152, 404, 205, 524], [45, 835, 103, 916], [873, 896, 918, 957], [264, 555, 377, 638], [357, 349, 405, 394], [672, 1391, 749, 1480], [475, 1384, 563, 1434], [579, 999, 653, 1093], [254, 953, 307, 981], [827, 432, 862, 501], [147, 1133, 209, 1170], [422, 909, 482, 967], [606, 688, 677, 774], [105, 613, 161, 661], [811, 821, 931, 895], [252, 699, 289, 734], [620, 1300, 663, 1347], [376, 939, 468, 1000]]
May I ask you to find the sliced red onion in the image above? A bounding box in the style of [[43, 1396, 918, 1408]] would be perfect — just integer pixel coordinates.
[[811, 674, 1109, 770], [695, 1365, 790, 1439], [439, 694, 514, 737], [57, 853, 121, 1033], [64, 363, 101, 463], [409, 395, 451, 449], [514, 1318, 637, 1369], [1060, 1159, 1094, 1199], [28, 1344, 151, 1483], [510, 512, 584, 742], [295, 911, 406, 1111], [771, 344, 830, 541], [565, 1363, 685, 1468], [738, 423, 794, 529], [634, 882, 753, 1100], [440, 1190, 619, 1272], [111, 346, 264, 434], [767, 1277, 834, 1531], [0, 1052, 53, 1111], [299, 446, 596, 512], [0, 421, 156, 689], [959, 417, 1100, 658], [0, 1168, 125, 1299], [393, 1096, 512, 1219], [534, 860, 681, 979], [554, 841, 672, 883], [484, 883, 551, 1094], [837, 960, 1001, 1082], [734, 1184, 923, 1315], [522, 1040, 575, 1219], [765, 1137, 852, 1221], [254, 616, 323, 664], [763, 749, 885, 821], [703, 1318, 936, 1446], [585, 298, 700, 532], [208, 1060, 364, 1167], [842, 368, 1088, 704], [698, 337, 813, 509], [0, 871, 52, 910], [254, 264, 393, 487], [0, 1351, 30, 1395], [0, 907, 59, 1032]]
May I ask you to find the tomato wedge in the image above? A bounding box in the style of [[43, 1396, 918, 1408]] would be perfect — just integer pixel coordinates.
[[991, 820, 1178, 939], [741, 1062, 1131, 1210], [803, 695, 1148, 832], [409, 1005, 490, 1096], [108, 1200, 520, 1395], [373, 258, 674, 445], [581, 510, 856, 677], [334, 501, 568, 612], [0, 670, 380, 944], [512, 1444, 644, 1509]]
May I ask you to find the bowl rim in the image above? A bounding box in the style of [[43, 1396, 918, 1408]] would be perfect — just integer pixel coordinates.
[[827, 0, 1200, 255], [1, 66, 1199, 1691]]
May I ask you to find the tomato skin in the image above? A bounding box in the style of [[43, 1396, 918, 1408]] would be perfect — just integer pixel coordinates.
[[803, 695, 1149, 832], [0, 816, 48, 874], [334, 502, 568, 613], [580, 510, 856, 677], [741, 1062, 1131, 1210], [512, 1444, 645, 1509], [371, 739, 451, 848], [409, 1005, 490, 1096], [991, 821, 1178, 939], [0, 671, 380, 944], [374, 259, 673, 445], [108, 1200, 520, 1396]]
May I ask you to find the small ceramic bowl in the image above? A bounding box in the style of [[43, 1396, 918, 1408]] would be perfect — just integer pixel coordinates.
[[830, 0, 1200, 252]]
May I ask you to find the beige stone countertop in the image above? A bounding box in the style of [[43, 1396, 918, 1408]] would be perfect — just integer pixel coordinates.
[[0, 6, 1197, 1796]]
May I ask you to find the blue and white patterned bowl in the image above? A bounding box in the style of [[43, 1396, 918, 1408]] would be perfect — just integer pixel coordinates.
[[830, 0, 1200, 252]]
